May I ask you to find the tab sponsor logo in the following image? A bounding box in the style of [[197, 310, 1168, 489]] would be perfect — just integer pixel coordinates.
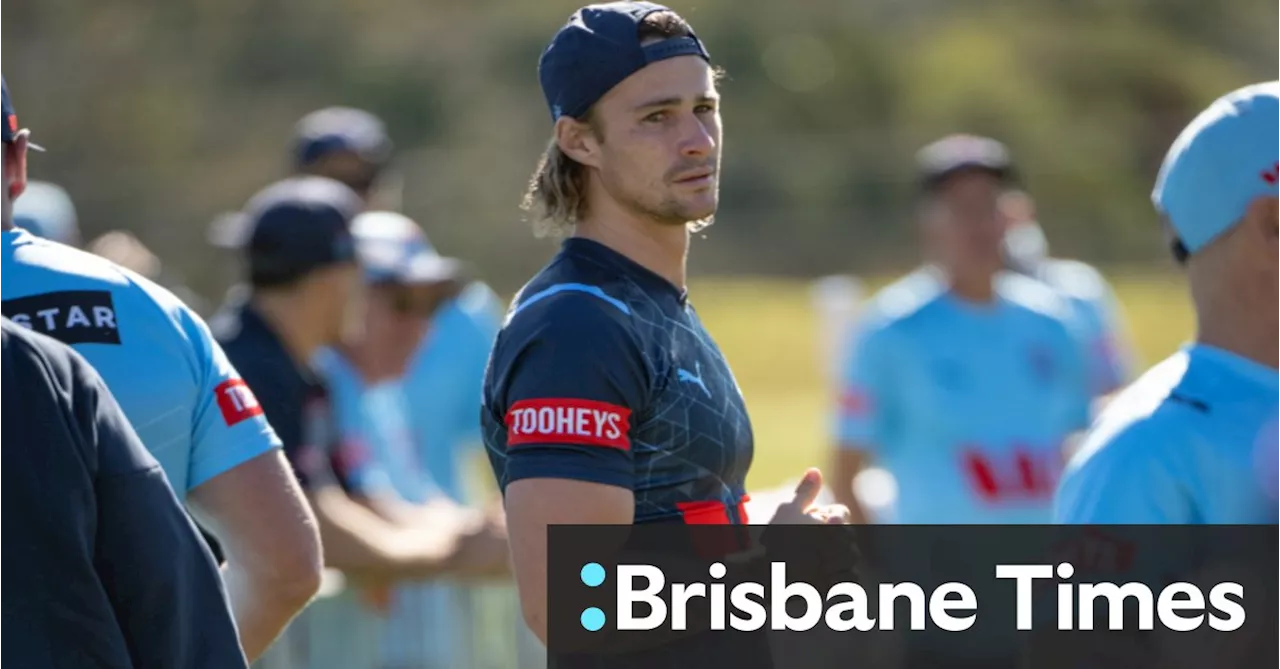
[[507, 398, 631, 450], [215, 378, 264, 426]]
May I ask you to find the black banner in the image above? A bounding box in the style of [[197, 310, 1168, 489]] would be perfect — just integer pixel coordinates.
[[547, 524, 1278, 669]]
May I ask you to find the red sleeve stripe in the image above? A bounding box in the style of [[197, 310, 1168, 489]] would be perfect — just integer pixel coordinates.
[[838, 387, 873, 416], [506, 398, 632, 450]]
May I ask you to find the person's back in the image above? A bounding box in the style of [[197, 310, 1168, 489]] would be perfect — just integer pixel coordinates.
[[1, 318, 248, 669], [1, 228, 279, 493], [1056, 345, 1278, 523]]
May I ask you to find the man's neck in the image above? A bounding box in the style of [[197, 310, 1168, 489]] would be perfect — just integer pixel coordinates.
[[249, 292, 328, 369], [574, 206, 690, 291], [945, 267, 997, 304], [1196, 307, 1278, 370]]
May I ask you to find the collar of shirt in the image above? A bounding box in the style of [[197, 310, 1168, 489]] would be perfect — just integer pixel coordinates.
[[561, 237, 688, 305], [233, 301, 323, 387]]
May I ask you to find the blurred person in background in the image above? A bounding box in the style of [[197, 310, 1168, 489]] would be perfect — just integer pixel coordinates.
[[314, 210, 509, 669], [289, 106, 514, 667], [829, 135, 1096, 668], [1001, 189, 1137, 401], [831, 134, 1093, 527], [0, 76, 323, 662], [3, 319, 249, 669], [486, 4, 850, 653], [211, 176, 508, 668], [1056, 82, 1279, 524], [12, 179, 81, 245]]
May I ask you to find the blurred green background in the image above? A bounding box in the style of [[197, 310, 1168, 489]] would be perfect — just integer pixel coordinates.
[[688, 274, 1194, 491], [1, 0, 1269, 490], [3, 0, 1275, 294]]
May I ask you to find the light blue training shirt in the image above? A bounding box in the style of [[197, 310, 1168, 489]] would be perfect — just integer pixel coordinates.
[[1055, 344, 1279, 524], [1, 228, 280, 494], [836, 267, 1093, 524]]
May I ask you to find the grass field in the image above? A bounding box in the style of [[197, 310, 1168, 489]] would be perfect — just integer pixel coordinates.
[[686, 268, 1194, 491]]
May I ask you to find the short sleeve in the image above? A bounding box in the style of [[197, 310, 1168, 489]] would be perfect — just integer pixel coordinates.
[[488, 296, 648, 490], [834, 320, 896, 450], [180, 306, 282, 489], [1054, 421, 1192, 524], [445, 284, 503, 451], [1083, 285, 1137, 395], [1054, 314, 1095, 432]]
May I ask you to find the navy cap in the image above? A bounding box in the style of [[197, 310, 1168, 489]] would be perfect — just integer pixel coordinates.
[[2, 77, 44, 151], [916, 134, 1015, 191], [292, 107, 392, 168], [240, 176, 363, 287], [1153, 81, 1279, 255], [539, 2, 710, 121]]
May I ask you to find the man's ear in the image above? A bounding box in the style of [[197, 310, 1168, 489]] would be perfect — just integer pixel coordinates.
[[5, 135, 30, 200], [1248, 196, 1279, 256], [554, 116, 601, 169]]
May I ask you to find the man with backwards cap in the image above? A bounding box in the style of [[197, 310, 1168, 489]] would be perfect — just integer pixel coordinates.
[[830, 134, 1093, 527], [482, 2, 851, 654], [0, 77, 323, 661], [1056, 82, 1280, 525], [210, 177, 508, 664]]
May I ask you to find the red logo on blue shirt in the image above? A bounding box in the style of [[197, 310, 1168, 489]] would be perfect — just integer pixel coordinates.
[[215, 378, 264, 426], [506, 398, 632, 450]]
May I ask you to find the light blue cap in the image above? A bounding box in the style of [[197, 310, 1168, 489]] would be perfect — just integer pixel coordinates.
[[1153, 81, 1279, 254], [13, 180, 79, 245]]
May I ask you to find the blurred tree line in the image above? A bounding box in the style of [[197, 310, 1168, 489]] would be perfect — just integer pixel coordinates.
[[3, 0, 1275, 298]]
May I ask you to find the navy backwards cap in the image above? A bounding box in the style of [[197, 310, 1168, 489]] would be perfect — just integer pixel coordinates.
[[539, 2, 710, 121], [293, 106, 393, 168], [241, 176, 363, 287], [916, 134, 1015, 191], [2, 77, 44, 151]]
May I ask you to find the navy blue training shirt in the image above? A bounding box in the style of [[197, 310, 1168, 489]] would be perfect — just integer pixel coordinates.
[[1, 318, 247, 669], [482, 238, 755, 524], [212, 296, 366, 491]]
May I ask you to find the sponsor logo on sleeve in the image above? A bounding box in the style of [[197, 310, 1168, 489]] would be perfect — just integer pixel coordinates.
[[215, 378, 264, 426], [2, 290, 121, 345], [506, 398, 632, 450]]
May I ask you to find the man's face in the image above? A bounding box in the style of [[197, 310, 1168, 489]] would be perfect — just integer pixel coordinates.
[[361, 281, 453, 361], [581, 55, 722, 226], [924, 171, 1007, 276], [313, 262, 365, 346], [303, 150, 384, 205]]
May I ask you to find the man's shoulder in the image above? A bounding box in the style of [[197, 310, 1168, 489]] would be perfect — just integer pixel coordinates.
[[1035, 258, 1112, 303], [503, 267, 639, 333], [5, 235, 203, 341], [861, 267, 948, 331], [996, 270, 1077, 321], [1068, 353, 1199, 471]]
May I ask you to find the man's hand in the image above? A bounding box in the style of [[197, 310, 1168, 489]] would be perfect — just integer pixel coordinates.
[[769, 468, 852, 525]]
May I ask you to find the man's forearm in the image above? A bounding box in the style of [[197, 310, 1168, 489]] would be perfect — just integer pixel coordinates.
[[310, 487, 463, 582], [221, 561, 313, 661]]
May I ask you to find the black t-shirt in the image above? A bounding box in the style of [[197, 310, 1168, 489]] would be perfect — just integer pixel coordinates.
[[212, 299, 362, 491], [1, 318, 247, 669]]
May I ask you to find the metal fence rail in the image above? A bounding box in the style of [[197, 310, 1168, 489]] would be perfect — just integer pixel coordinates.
[[253, 573, 545, 669]]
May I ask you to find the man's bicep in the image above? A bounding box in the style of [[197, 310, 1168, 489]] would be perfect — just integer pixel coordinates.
[[835, 326, 893, 448], [189, 321, 282, 489]]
